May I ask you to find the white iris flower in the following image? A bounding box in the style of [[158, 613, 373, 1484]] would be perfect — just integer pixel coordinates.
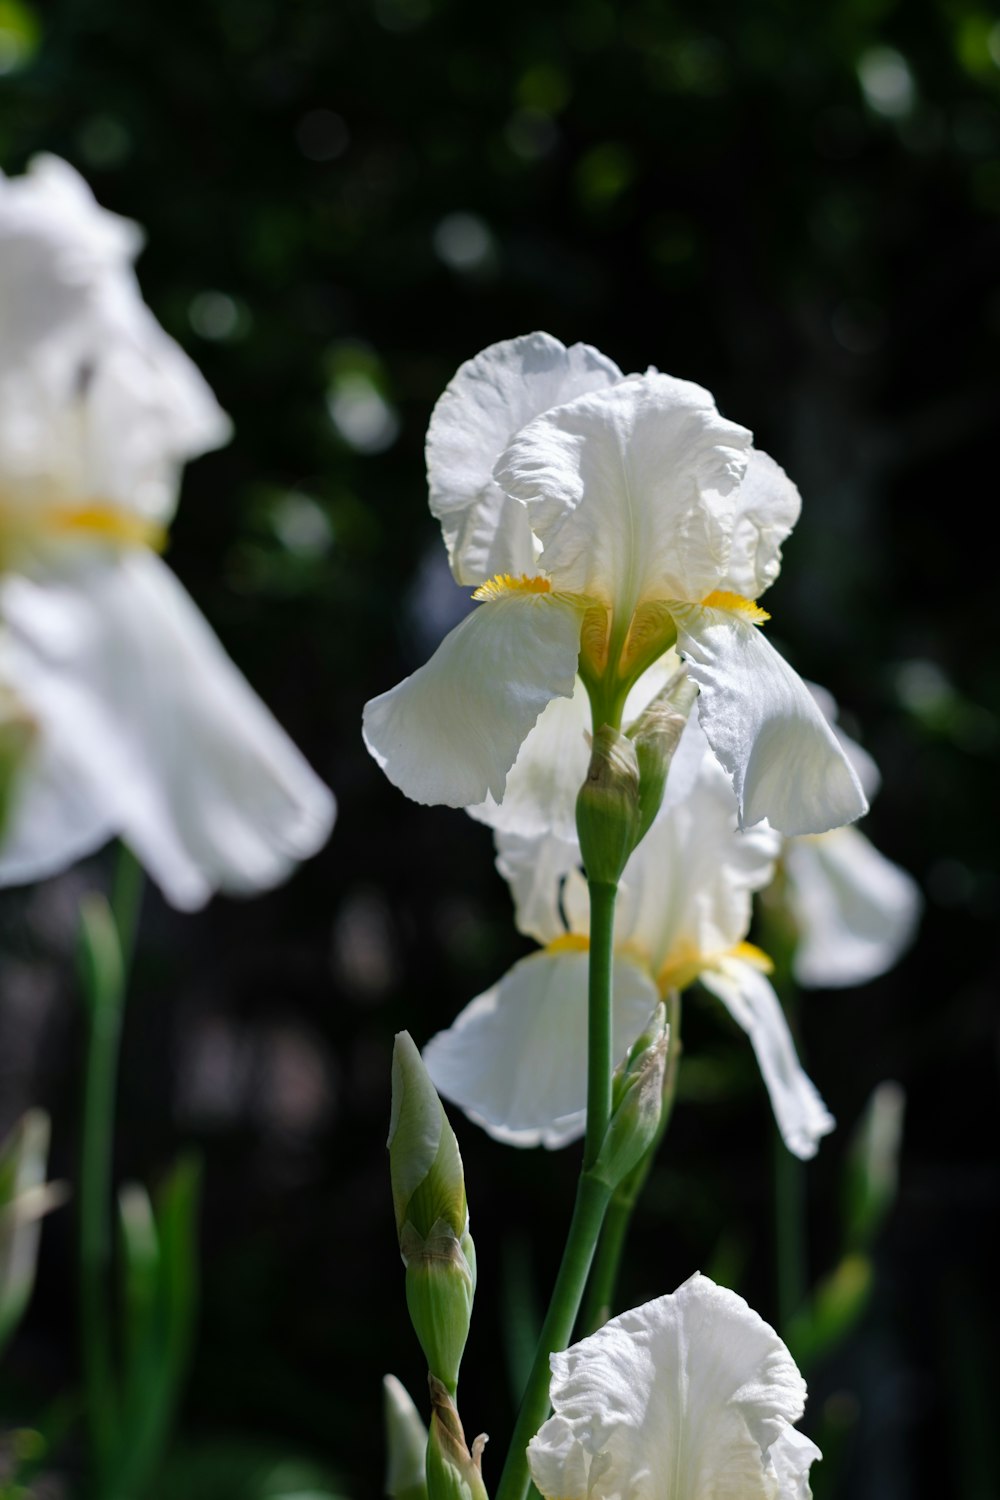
[[0, 156, 335, 908], [528, 1273, 821, 1500], [364, 333, 867, 837], [425, 690, 834, 1160], [779, 688, 921, 987]]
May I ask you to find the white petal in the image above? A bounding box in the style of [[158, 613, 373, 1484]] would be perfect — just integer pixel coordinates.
[[468, 675, 592, 840], [700, 960, 834, 1159], [673, 603, 868, 835], [427, 333, 622, 585], [784, 825, 922, 988], [494, 828, 581, 946], [529, 1272, 816, 1500], [363, 589, 583, 808], [495, 373, 752, 613], [769, 1425, 823, 1499], [423, 949, 658, 1148], [721, 448, 802, 599], [0, 553, 335, 909]]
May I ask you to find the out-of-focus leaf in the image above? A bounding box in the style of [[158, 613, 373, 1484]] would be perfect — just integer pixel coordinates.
[[0, 1111, 66, 1358]]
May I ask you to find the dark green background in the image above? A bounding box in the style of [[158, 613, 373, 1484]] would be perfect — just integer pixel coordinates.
[[1, 0, 998, 1496]]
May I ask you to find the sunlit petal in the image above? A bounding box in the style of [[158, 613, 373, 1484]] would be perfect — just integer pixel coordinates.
[[495, 374, 752, 611], [423, 949, 658, 1148], [673, 602, 868, 835], [529, 1272, 817, 1500], [467, 674, 591, 839], [427, 332, 622, 585], [364, 589, 583, 809], [0, 552, 335, 909], [700, 959, 834, 1159], [784, 825, 922, 987], [721, 448, 802, 599]]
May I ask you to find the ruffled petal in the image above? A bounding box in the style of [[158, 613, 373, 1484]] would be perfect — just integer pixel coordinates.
[[769, 1426, 824, 1500], [673, 602, 868, 835], [363, 588, 583, 808], [427, 333, 622, 586], [529, 1272, 816, 1500], [721, 448, 801, 600], [423, 949, 658, 1148], [700, 959, 835, 1159], [784, 825, 922, 988], [495, 373, 752, 613], [493, 828, 580, 946], [468, 675, 591, 840], [0, 552, 335, 909]]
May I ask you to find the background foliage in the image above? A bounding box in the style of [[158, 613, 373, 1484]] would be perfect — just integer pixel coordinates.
[[1, 0, 998, 1496]]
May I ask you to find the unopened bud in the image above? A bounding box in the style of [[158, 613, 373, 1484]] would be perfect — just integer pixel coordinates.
[[384, 1374, 429, 1500], [426, 1376, 488, 1500], [627, 667, 698, 843], [389, 1034, 476, 1393], [593, 1005, 669, 1190], [575, 726, 641, 886], [843, 1081, 905, 1251]]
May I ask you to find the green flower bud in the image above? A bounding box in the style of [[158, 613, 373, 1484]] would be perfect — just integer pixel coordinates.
[[592, 1005, 669, 1191], [389, 1034, 476, 1393], [575, 725, 641, 886], [627, 666, 698, 844], [384, 1374, 429, 1500], [425, 1376, 488, 1500]]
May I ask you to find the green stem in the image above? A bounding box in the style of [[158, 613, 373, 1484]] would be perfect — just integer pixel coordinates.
[[493, 1173, 612, 1500], [583, 880, 617, 1171], [495, 874, 620, 1500], [580, 988, 683, 1333]]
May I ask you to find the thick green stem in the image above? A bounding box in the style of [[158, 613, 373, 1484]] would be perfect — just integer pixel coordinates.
[[580, 988, 683, 1334], [493, 1173, 612, 1500], [583, 880, 617, 1171]]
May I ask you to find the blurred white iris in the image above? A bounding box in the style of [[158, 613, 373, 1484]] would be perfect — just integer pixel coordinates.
[[0, 155, 335, 908]]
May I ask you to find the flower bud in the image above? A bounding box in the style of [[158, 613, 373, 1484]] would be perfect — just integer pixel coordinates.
[[592, 1005, 669, 1190], [425, 1376, 488, 1500], [575, 726, 641, 886], [384, 1374, 429, 1500], [627, 667, 698, 844], [389, 1034, 476, 1394]]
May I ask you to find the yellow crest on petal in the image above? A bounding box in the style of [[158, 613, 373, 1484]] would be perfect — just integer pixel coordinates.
[[544, 933, 590, 956], [472, 573, 552, 601], [700, 590, 770, 624]]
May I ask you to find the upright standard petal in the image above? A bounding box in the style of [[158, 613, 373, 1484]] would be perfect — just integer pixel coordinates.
[[427, 333, 622, 586], [423, 949, 658, 1149], [363, 588, 583, 809], [700, 958, 835, 1159], [784, 825, 922, 988], [721, 448, 802, 600], [673, 602, 868, 835], [0, 553, 335, 909], [528, 1273, 818, 1500], [495, 374, 752, 613]]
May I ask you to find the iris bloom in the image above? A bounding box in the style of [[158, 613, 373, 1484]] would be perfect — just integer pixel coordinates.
[[0, 156, 334, 908], [528, 1272, 820, 1500], [364, 333, 866, 837], [776, 688, 921, 987], [424, 695, 834, 1159]]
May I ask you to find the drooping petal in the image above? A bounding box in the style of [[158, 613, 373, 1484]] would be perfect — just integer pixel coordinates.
[[495, 374, 752, 613], [700, 958, 834, 1159], [769, 1425, 824, 1499], [673, 602, 868, 835], [721, 448, 802, 600], [363, 588, 583, 809], [529, 1272, 817, 1500], [427, 333, 622, 586], [467, 674, 592, 839], [784, 825, 922, 988], [493, 828, 580, 946], [423, 949, 658, 1148], [0, 552, 335, 909]]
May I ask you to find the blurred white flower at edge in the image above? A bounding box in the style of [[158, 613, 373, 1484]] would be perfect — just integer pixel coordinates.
[[0, 155, 335, 909]]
